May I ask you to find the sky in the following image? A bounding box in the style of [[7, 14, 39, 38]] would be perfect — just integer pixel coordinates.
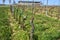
[[0, 0, 60, 5]]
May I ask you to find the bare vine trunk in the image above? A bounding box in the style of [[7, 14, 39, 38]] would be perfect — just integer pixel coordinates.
[[30, 17, 34, 40]]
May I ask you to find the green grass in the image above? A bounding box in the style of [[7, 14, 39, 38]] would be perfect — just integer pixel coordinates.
[[0, 6, 60, 40], [0, 7, 12, 40], [12, 7, 60, 40]]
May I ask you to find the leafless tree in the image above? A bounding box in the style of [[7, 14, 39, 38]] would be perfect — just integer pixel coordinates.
[[9, 0, 11, 12], [9, 0, 11, 4], [2, 0, 5, 4], [46, 0, 48, 16]]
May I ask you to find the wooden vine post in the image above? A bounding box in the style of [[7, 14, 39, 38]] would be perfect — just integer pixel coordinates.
[[30, 0, 35, 40], [9, 0, 15, 17], [46, 0, 48, 16], [18, 0, 22, 24], [13, 0, 16, 19], [18, 0, 27, 30]]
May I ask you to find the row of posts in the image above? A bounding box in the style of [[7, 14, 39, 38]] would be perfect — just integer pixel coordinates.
[[9, 0, 35, 40]]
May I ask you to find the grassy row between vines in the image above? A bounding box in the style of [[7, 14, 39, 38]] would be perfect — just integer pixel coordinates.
[[0, 6, 60, 40], [12, 7, 60, 40]]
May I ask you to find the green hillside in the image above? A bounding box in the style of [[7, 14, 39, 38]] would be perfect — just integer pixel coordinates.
[[0, 7, 60, 40]]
